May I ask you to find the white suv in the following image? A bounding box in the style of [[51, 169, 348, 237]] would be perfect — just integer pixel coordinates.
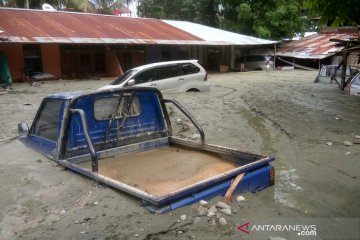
[[349, 72, 360, 96], [235, 55, 274, 71], [100, 60, 209, 92]]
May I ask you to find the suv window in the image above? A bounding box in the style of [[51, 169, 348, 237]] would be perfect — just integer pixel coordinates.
[[156, 65, 180, 80], [32, 100, 62, 141], [111, 69, 136, 85], [180, 63, 200, 74], [134, 69, 156, 84], [350, 68, 359, 75]]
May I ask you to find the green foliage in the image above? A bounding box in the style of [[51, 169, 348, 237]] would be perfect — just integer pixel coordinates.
[[220, 0, 305, 40], [304, 0, 360, 27], [1, 0, 125, 13], [137, 0, 220, 27], [90, 0, 124, 14]]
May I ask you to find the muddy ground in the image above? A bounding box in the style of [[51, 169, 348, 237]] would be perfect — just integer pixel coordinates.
[[0, 70, 359, 240]]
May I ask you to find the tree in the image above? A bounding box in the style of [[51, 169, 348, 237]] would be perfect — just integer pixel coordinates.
[[304, 0, 360, 27], [2, 0, 85, 10], [89, 0, 124, 14], [220, 0, 305, 40], [0, 0, 125, 14], [137, 0, 220, 27]]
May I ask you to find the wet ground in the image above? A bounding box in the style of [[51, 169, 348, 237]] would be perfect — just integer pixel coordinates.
[[0, 70, 359, 239]]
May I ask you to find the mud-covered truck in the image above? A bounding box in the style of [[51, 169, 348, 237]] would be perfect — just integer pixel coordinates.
[[17, 87, 275, 213]]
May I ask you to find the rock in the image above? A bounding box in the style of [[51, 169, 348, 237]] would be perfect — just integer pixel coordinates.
[[180, 215, 187, 221], [216, 212, 222, 219], [207, 212, 216, 217], [177, 230, 183, 235], [134, 234, 139, 237], [236, 196, 246, 202], [199, 200, 209, 207], [345, 152, 351, 156], [176, 118, 182, 124], [344, 141, 354, 146], [219, 208, 232, 216], [326, 142, 333, 146], [219, 217, 227, 226], [208, 205, 217, 213], [215, 201, 231, 209], [197, 206, 208, 216], [354, 135, 360, 139]]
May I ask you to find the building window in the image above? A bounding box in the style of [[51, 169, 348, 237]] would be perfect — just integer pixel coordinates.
[[94, 52, 105, 73], [162, 46, 171, 61], [23, 44, 42, 77]]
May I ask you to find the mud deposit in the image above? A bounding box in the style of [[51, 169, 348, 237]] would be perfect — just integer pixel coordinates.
[[78, 147, 238, 197], [1, 71, 359, 239]]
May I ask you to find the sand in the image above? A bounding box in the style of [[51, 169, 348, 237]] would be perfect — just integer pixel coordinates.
[[0, 70, 359, 239]]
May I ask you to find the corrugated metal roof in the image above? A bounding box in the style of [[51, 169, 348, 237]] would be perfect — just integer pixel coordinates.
[[163, 20, 277, 46], [0, 8, 203, 44], [276, 33, 358, 59], [0, 8, 276, 46]]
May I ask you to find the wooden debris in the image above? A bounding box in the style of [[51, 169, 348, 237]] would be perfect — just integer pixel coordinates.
[[224, 173, 245, 202]]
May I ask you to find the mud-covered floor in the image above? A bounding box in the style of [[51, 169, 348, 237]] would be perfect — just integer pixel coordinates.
[[0, 70, 359, 239]]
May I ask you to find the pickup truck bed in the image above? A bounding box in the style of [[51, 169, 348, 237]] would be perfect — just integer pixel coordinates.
[[78, 146, 238, 197], [18, 87, 275, 213]]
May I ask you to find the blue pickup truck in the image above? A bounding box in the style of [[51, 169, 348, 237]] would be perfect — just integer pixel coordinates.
[[18, 87, 275, 213]]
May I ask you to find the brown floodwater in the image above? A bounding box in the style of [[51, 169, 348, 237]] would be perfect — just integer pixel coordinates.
[[78, 146, 239, 197]]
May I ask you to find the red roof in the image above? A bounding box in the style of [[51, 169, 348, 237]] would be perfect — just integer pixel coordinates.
[[277, 30, 358, 59], [0, 8, 203, 44]]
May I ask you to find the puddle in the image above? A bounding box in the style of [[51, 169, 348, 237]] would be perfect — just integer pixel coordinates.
[[239, 107, 280, 155], [237, 104, 305, 211], [274, 168, 303, 208]]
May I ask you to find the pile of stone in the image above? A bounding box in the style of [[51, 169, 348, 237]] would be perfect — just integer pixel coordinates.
[[191, 196, 246, 226]]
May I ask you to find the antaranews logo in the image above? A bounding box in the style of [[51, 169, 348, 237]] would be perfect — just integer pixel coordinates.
[[238, 222, 250, 234], [237, 222, 317, 236]]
